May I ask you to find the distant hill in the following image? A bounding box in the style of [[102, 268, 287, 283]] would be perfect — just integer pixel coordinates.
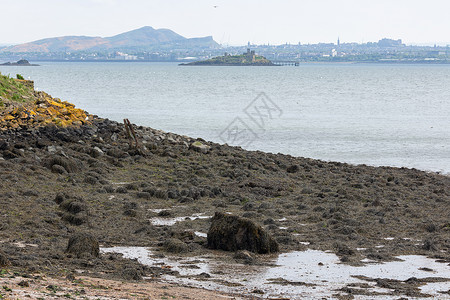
[[1, 26, 219, 53]]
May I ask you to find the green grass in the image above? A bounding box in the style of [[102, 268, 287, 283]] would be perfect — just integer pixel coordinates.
[[0, 73, 35, 105]]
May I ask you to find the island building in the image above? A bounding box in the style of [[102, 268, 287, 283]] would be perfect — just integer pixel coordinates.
[[245, 48, 256, 62]]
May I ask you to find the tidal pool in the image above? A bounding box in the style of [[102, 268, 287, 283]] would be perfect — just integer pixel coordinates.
[[101, 247, 450, 299], [150, 213, 211, 226]]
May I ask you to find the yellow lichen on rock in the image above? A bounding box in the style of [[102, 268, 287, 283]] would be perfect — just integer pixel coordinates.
[[0, 90, 91, 130], [0, 74, 92, 130]]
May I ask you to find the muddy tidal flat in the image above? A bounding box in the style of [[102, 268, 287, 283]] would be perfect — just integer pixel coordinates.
[[0, 116, 449, 299]]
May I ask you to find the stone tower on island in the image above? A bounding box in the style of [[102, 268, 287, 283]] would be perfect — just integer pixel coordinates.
[[245, 48, 256, 62]]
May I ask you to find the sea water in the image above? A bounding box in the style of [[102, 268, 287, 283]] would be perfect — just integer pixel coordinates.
[[1, 62, 449, 173]]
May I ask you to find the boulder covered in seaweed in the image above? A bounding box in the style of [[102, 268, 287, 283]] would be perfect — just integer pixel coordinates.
[[0, 249, 10, 267], [66, 232, 99, 258], [207, 212, 279, 254]]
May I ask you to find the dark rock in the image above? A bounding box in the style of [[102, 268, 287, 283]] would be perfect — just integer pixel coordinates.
[[0, 139, 8, 151], [124, 202, 137, 210], [115, 186, 128, 194], [65, 273, 75, 281], [425, 222, 438, 233], [286, 165, 299, 173], [83, 176, 98, 185], [125, 183, 139, 190], [121, 267, 143, 281], [22, 190, 39, 197], [178, 196, 194, 203], [18, 280, 29, 287], [196, 272, 211, 279], [44, 155, 80, 173], [158, 210, 172, 217], [89, 147, 104, 158], [163, 238, 189, 253], [51, 164, 67, 174], [170, 230, 195, 242], [243, 202, 255, 211], [167, 189, 179, 199], [2, 150, 18, 159], [136, 192, 152, 199], [0, 250, 10, 267], [212, 199, 227, 208], [190, 141, 210, 154], [333, 242, 355, 256], [423, 238, 438, 251], [60, 200, 87, 214], [62, 212, 88, 226], [103, 185, 115, 193], [207, 212, 279, 254], [55, 131, 74, 143], [263, 218, 275, 225], [66, 232, 99, 258], [211, 186, 222, 196], [242, 212, 257, 219], [54, 193, 65, 204], [233, 250, 256, 263], [154, 189, 168, 199], [123, 209, 137, 217]]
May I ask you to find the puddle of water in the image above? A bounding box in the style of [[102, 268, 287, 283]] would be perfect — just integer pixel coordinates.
[[12, 242, 38, 248], [150, 214, 211, 226], [148, 208, 166, 213], [194, 232, 207, 238], [420, 281, 450, 295], [403, 238, 422, 241], [361, 258, 378, 263], [101, 247, 450, 299]]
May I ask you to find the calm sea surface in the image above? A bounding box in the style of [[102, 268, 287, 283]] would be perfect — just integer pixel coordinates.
[[1, 62, 449, 173]]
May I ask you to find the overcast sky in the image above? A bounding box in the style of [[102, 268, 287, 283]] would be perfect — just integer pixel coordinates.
[[2, 0, 449, 46]]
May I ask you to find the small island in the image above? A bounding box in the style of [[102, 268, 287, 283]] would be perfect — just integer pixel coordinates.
[[1, 59, 39, 66], [180, 49, 275, 66]]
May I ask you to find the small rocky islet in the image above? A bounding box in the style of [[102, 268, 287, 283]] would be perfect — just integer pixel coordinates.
[[0, 59, 39, 66], [0, 73, 449, 298], [180, 49, 275, 66]]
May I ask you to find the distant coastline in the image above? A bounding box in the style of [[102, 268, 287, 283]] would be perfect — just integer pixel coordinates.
[[1, 58, 448, 65]]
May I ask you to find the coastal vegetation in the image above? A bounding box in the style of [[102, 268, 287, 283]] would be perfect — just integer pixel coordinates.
[[0, 73, 34, 106], [0, 73, 90, 129]]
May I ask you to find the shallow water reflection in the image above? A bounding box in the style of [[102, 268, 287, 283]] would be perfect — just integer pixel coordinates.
[[101, 247, 450, 299]]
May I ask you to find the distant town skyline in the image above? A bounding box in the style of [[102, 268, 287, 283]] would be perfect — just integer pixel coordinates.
[[1, 0, 450, 46]]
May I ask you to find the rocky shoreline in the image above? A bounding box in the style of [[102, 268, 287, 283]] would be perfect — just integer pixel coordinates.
[[0, 79, 449, 298]]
